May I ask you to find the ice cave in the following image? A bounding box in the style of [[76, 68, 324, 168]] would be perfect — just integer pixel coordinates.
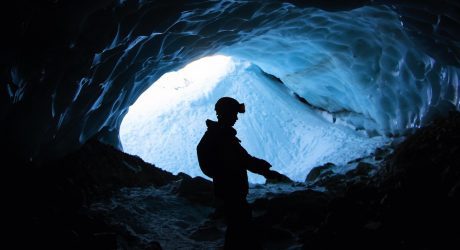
[[2, 0, 459, 249]]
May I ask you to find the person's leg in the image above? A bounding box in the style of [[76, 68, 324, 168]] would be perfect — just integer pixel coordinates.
[[224, 197, 261, 250]]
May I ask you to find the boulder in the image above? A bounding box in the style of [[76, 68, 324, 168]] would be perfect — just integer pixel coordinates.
[[345, 162, 374, 177], [305, 162, 336, 183], [174, 172, 214, 206]]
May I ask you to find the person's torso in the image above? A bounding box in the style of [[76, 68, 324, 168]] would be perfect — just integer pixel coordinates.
[[198, 121, 249, 198]]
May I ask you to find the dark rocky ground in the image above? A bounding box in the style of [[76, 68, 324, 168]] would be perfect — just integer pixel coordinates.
[[4, 112, 459, 249]]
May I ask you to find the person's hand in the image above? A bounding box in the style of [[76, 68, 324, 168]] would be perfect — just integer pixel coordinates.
[[262, 170, 279, 179], [259, 159, 272, 171], [263, 170, 293, 184]]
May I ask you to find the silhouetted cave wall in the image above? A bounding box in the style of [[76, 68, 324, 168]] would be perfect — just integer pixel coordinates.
[[1, 0, 459, 162]]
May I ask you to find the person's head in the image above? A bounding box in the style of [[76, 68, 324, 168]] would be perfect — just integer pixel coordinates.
[[215, 97, 245, 127]]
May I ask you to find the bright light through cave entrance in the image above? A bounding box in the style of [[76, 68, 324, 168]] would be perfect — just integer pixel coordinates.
[[120, 55, 388, 183]]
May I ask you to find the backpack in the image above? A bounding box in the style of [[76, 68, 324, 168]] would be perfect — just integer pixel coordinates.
[[196, 133, 216, 178]]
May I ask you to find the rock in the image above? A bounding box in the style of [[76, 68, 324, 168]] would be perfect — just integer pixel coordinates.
[[374, 147, 391, 161], [305, 162, 336, 183], [48, 137, 179, 201], [145, 241, 163, 250], [314, 173, 347, 193], [346, 157, 367, 165], [261, 227, 295, 249], [345, 162, 374, 177], [189, 224, 223, 241], [5, 138, 181, 249], [265, 170, 293, 184], [175, 173, 214, 206]]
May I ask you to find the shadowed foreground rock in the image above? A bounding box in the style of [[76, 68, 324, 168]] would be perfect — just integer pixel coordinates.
[[6, 137, 178, 249], [5, 112, 459, 249], [251, 112, 460, 249]]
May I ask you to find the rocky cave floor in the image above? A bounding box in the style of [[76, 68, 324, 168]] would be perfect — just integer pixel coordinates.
[[6, 112, 460, 250]]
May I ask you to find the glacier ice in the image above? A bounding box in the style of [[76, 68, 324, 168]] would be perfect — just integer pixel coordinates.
[[119, 5, 459, 183], [120, 56, 388, 183], [220, 5, 459, 136], [7, 0, 457, 167]]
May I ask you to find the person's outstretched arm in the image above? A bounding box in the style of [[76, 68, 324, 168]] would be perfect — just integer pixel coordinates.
[[246, 156, 272, 175], [247, 157, 292, 183], [234, 140, 292, 182]]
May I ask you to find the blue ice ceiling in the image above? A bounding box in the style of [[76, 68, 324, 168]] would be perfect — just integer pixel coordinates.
[[3, 1, 459, 162], [220, 5, 459, 136]]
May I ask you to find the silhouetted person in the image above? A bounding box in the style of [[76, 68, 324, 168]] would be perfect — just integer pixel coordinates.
[[197, 97, 278, 249]]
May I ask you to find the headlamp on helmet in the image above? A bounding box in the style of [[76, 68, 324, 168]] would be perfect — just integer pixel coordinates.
[[215, 97, 245, 114]]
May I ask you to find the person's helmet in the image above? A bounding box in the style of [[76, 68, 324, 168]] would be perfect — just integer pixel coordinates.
[[215, 97, 245, 115]]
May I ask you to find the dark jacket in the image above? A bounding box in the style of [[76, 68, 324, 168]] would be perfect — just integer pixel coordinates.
[[197, 120, 269, 199]]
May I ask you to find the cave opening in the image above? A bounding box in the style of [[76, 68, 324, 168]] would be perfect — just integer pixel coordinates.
[[113, 4, 460, 185], [4, 0, 460, 249], [120, 54, 389, 183]]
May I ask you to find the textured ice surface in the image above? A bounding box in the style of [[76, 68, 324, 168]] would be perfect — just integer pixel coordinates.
[[220, 6, 459, 136], [120, 57, 388, 183], [7, 1, 458, 162]]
